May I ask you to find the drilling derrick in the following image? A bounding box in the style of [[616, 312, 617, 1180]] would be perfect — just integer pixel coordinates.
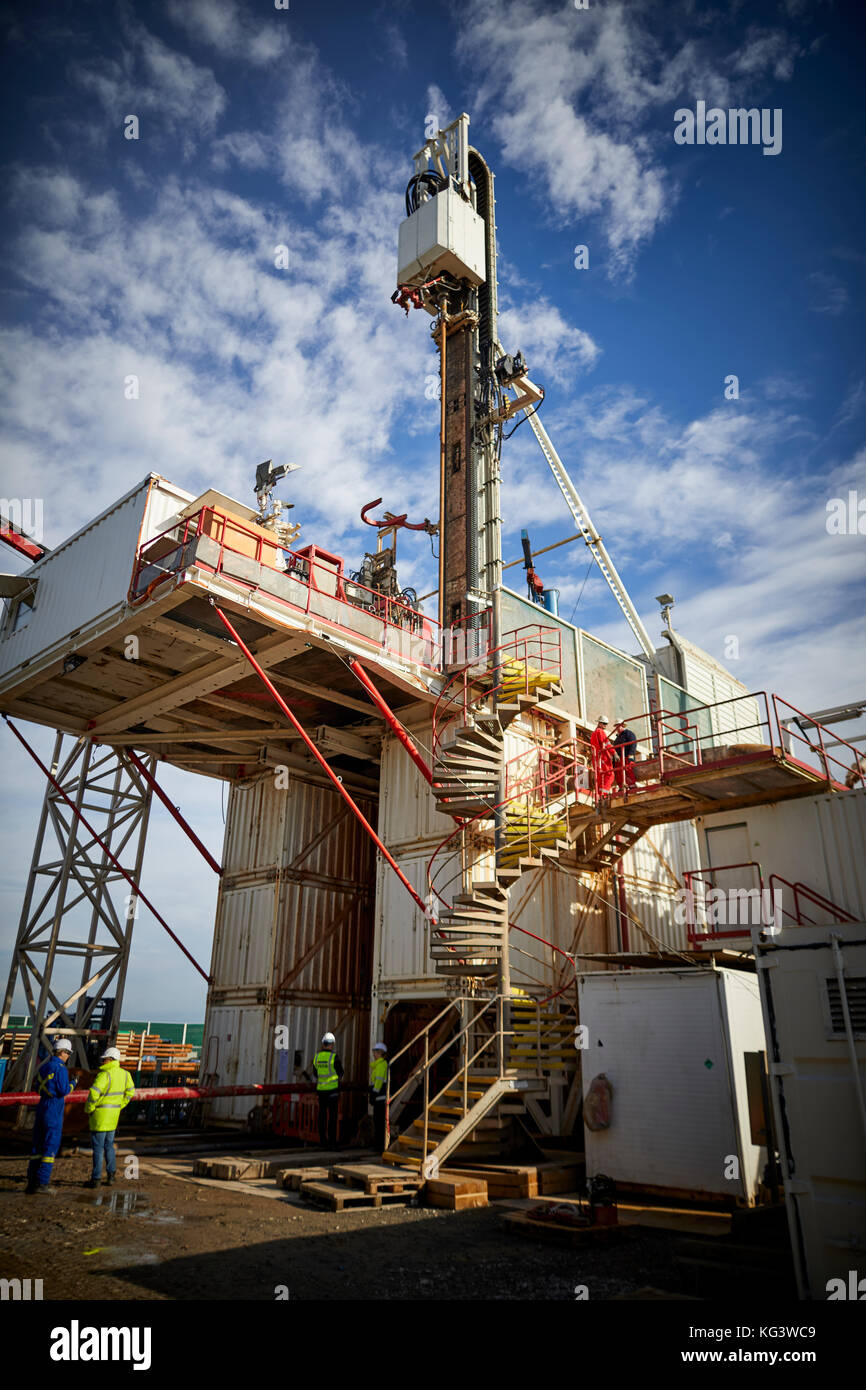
[[395, 114, 501, 639]]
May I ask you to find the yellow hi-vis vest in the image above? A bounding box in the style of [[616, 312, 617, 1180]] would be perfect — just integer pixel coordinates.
[[85, 1060, 135, 1132], [313, 1049, 339, 1092], [370, 1056, 388, 1093]]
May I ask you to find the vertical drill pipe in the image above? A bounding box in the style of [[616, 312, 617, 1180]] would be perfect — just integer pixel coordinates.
[[438, 318, 447, 631], [2, 717, 211, 983], [212, 606, 430, 917], [126, 749, 222, 874], [347, 659, 432, 784]]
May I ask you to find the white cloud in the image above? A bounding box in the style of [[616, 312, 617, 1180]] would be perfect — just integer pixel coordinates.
[[460, 0, 807, 277], [498, 299, 600, 386], [164, 0, 288, 65], [71, 12, 226, 154]]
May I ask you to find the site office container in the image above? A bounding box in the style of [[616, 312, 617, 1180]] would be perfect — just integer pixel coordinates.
[[578, 966, 768, 1205], [201, 774, 376, 1127], [0, 474, 192, 689]]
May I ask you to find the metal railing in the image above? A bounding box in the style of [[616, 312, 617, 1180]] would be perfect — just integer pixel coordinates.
[[384, 995, 511, 1156], [767, 873, 856, 927], [432, 624, 563, 759], [129, 505, 444, 670], [683, 860, 765, 944]]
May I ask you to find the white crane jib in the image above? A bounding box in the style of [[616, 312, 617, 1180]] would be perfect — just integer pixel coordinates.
[[521, 405, 658, 662]]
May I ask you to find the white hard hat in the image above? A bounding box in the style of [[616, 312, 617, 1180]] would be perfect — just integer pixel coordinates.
[[373, 1042, 387, 1053], [597, 714, 609, 724], [54, 1039, 73, 1053], [322, 1032, 335, 1045], [101, 1047, 121, 1061]]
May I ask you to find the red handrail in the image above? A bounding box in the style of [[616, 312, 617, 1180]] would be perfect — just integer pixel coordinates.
[[767, 873, 856, 926], [683, 861, 765, 943]]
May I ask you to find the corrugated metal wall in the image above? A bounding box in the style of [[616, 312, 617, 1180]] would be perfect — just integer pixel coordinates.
[[620, 820, 702, 954], [0, 474, 190, 683], [202, 773, 376, 1124]]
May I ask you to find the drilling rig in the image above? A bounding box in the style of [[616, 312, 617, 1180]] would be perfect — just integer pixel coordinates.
[[394, 113, 541, 650]]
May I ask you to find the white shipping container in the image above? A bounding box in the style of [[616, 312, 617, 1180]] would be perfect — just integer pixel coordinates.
[[697, 787, 866, 925], [579, 967, 768, 1204], [753, 921, 866, 1300], [0, 474, 192, 688], [620, 820, 703, 954]]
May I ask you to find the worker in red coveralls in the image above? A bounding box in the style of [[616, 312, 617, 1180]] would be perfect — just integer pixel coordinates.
[[590, 715, 615, 798]]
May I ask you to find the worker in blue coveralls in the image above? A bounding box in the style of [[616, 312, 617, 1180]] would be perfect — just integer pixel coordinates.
[[25, 1038, 73, 1195]]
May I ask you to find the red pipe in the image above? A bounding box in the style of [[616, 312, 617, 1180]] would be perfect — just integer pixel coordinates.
[[347, 659, 432, 784], [125, 750, 222, 874], [3, 717, 212, 984], [0, 1081, 342, 1108], [212, 606, 431, 918]]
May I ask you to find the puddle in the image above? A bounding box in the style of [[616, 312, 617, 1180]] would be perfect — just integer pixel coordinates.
[[76, 1191, 181, 1223], [90, 1246, 160, 1267]]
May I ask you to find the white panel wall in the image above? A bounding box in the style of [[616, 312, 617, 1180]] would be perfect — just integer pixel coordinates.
[[579, 968, 765, 1202]]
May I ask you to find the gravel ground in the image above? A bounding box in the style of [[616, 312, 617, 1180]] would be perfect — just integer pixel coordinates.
[[0, 1148, 695, 1302]]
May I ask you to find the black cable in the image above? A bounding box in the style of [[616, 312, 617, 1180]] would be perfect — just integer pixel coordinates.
[[569, 553, 595, 625], [503, 397, 543, 440]]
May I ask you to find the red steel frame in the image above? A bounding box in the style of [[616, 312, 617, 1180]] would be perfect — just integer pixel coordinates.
[[212, 604, 431, 919], [347, 658, 433, 784]]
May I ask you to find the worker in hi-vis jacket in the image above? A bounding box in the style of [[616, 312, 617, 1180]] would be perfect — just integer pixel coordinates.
[[26, 1038, 74, 1195], [84, 1046, 135, 1188], [312, 1032, 344, 1148], [369, 1042, 389, 1151]]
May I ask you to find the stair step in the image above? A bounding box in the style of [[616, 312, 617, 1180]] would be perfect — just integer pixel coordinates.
[[438, 905, 507, 924], [381, 1152, 421, 1169], [472, 881, 510, 899], [433, 963, 500, 975]]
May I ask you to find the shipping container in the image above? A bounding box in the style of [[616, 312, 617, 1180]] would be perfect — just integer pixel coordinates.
[[201, 773, 376, 1127], [754, 921, 866, 1299], [579, 966, 768, 1204], [697, 787, 866, 925], [619, 820, 703, 954], [0, 474, 192, 689]]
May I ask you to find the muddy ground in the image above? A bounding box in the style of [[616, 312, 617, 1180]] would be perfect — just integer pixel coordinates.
[[0, 1136, 698, 1302]]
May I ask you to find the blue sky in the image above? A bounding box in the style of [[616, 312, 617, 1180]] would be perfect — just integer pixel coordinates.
[[1, 0, 864, 1019]]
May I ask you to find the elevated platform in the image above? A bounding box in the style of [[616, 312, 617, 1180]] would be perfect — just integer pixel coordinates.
[[0, 497, 445, 789], [620, 745, 837, 826]]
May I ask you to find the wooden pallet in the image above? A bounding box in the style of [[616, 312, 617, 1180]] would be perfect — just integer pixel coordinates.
[[328, 1162, 422, 1195], [299, 1179, 415, 1212], [278, 1166, 330, 1191], [504, 1209, 632, 1247]]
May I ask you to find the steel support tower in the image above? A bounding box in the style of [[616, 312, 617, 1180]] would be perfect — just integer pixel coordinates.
[[1, 735, 155, 1092]]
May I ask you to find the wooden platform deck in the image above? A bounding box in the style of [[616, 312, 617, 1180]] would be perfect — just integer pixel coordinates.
[[609, 748, 834, 826]]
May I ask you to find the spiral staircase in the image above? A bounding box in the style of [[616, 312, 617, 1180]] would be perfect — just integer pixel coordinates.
[[383, 632, 606, 1173]]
